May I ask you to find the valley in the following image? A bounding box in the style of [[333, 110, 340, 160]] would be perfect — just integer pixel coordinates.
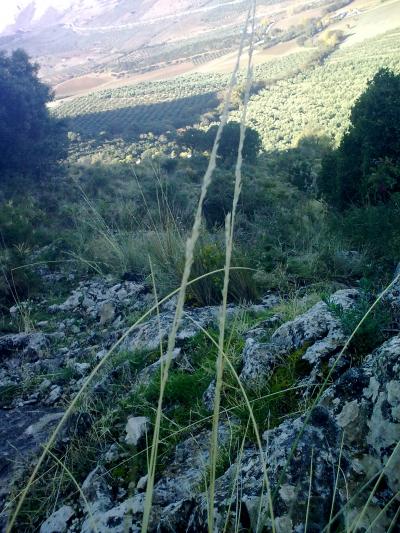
[[1, 0, 400, 531]]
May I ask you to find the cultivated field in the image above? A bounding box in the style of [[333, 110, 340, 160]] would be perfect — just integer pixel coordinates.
[[241, 27, 400, 150]]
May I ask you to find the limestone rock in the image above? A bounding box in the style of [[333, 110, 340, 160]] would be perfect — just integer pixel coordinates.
[[40, 505, 75, 533], [81, 495, 143, 533], [49, 278, 145, 320], [0, 332, 50, 362], [125, 416, 149, 446], [81, 466, 113, 516], [240, 289, 358, 387], [45, 385, 62, 405], [94, 424, 232, 531], [0, 408, 63, 528], [317, 334, 400, 528], [185, 407, 341, 532]]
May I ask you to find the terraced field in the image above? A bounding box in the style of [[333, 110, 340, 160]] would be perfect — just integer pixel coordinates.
[[54, 51, 314, 138], [55, 28, 400, 147], [240, 28, 400, 150]]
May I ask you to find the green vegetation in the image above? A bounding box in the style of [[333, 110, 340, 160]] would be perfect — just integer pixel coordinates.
[[3, 28, 400, 313], [3, 15, 400, 531], [319, 68, 400, 271], [327, 281, 393, 361], [54, 73, 226, 138], [0, 49, 66, 187], [319, 69, 400, 209], [179, 122, 261, 164], [241, 29, 400, 150]]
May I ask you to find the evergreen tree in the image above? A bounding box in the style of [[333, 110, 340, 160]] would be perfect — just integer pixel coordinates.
[[0, 49, 66, 184], [179, 122, 261, 165], [318, 68, 400, 209]]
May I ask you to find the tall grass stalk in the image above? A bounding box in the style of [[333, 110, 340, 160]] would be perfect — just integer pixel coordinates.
[[140, 3, 253, 530], [208, 2, 264, 530], [304, 448, 314, 533]]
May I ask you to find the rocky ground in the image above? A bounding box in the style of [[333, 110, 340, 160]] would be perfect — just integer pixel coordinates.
[[0, 268, 399, 532]]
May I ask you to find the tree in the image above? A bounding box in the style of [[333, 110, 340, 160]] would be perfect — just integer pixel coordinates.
[[207, 122, 261, 164], [0, 49, 66, 185], [179, 122, 261, 165], [318, 69, 400, 209]]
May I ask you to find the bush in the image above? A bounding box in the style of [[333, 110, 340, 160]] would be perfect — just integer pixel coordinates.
[[327, 281, 392, 360], [179, 122, 261, 165], [148, 231, 259, 306], [0, 246, 41, 312], [335, 197, 400, 270]]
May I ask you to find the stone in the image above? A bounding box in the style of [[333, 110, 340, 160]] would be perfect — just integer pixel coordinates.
[[49, 278, 146, 321], [137, 474, 148, 491], [81, 495, 143, 533], [240, 289, 358, 387], [45, 385, 62, 405], [81, 466, 112, 515], [0, 332, 50, 362], [320, 334, 400, 523], [336, 399, 360, 428], [74, 362, 91, 375], [125, 416, 149, 446], [99, 302, 115, 325], [0, 408, 63, 525], [40, 505, 75, 533], [202, 379, 216, 412]]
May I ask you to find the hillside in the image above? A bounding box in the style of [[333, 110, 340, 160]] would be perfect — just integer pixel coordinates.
[[2, 0, 395, 97], [51, 28, 400, 149], [1, 0, 400, 532]]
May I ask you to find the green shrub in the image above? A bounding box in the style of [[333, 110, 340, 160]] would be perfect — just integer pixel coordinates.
[[0, 246, 41, 312], [335, 198, 400, 271], [326, 281, 392, 360]]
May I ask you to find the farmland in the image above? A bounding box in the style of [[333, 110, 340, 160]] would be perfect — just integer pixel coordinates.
[[241, 28, 400, 150], [53, 73, 228, 138], [54, 25, 400, 152], [53, 50, 315, 139]]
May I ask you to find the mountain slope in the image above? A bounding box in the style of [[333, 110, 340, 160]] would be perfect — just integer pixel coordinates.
[[0, 0, 256, 85]]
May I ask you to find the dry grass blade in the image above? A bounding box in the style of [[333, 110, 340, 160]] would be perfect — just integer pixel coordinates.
[[141, 3, 253, 530], [364, 489, 400, 533], [387, 502, 400, 532], [328, 430, 345, 532], [349, 438, 400, 532], [208, 2, 263, 531], [304, 448, 314, 533], [46, 449, 98, 533]]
